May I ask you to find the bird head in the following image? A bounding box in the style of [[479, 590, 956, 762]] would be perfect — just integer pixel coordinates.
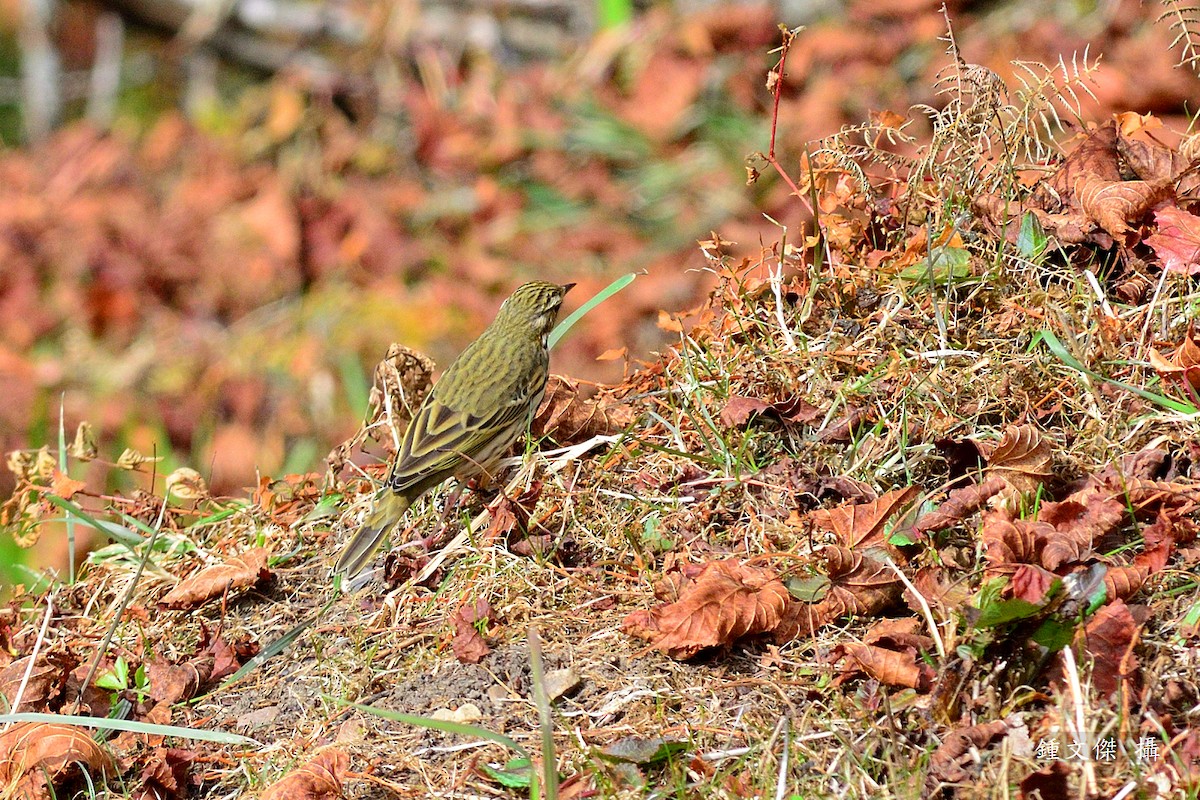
[[497, 281, 574, 341]]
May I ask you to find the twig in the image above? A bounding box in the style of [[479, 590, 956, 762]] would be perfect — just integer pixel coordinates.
[[19, 0, 62, 141], [86, 12, 125, 127], [2, 594, 54, 729]]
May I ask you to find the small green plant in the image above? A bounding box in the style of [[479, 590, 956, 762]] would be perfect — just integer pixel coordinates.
[[95, 656, 150, 713]]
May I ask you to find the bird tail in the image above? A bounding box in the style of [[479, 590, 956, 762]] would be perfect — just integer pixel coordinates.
[[334, 491, 411, 580]]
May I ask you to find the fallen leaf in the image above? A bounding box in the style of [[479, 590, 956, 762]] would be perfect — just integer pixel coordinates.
[[160, 547, 271, 609], [928, 719, 1010, 783], [0, 722, 113, 796], [134, 747, 195, 800], [259, 748, 349, 800], [840, 642, 922, 689], [1145, 206, 1200, 275], [1018, 760, 1070, 800], [719, 394, 821, 427], [1080, 599, 1143, 700], [1148, 322, 1200, 390], [809, 486, 920, 551], [531, 375, 635, 445], [622, 559, 791, 660], [451, 598, 495, 665], [984, 425, 1053, 495]]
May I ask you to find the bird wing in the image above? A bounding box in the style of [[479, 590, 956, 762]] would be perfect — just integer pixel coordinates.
[[388, 386, 536, 495]]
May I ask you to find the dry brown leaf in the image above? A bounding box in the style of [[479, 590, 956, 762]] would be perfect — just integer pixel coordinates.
[[809, 486, 920, 552], [1038, 497, 1126, 571], [1080, 600, 1143, 699], [811, 546, 903, 621], [984, 425, 1053, 495], [49, 469, 86, 501], [1102, 564, 1150, 601], [906, 566, 972, 615], [928, 719, 1011, 784], [259, 748, 350, 800], [1047, 121, 1122, 200], [1018, 760, 1070, 800], [0, 655, 64, 713], [1075, 174, 1173, 239], [719, 394, 821, 427], [450, 598, 495, 665], [0, 722, 113, 796], [531, 375, 634, 445], [1148, 322, 1200, 390], [912, 475, 1008, 536], [134, 748, 195, 800], [622, 559, 791, 660], [160, 547, 271, 609], [981, 513, 1048, 573], [840, 642, 922, 689]]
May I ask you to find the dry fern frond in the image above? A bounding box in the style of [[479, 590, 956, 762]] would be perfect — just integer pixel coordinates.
[[1158, 0, 1200, 72]]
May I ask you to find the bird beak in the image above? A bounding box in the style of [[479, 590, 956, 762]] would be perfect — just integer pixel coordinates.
[[561, 283, 576, 295]]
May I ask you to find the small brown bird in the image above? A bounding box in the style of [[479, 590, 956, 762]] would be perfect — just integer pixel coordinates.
[[334, 281, 574, 580]]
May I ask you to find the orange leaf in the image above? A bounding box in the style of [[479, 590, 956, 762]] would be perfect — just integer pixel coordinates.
[[260, 748, 350, 800], [0, 722, 113, 790], [809, 486, 920, 551], [160, 547, 271, 609], [985, 425, 1053, 495], [622, 559, 791, 660], [50, 469, 86, 501]]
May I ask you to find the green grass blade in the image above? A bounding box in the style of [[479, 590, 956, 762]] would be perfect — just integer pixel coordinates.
[[597, 0, 633, 29], [331, 699, 529, 758], [0, 712, 256, 744], [45, 496, 144, 549], [549, 273, 637, 349], [1039, 329, 1196, 414]]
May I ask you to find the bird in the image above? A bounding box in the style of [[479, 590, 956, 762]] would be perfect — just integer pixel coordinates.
[[333, 280, 574, 580]]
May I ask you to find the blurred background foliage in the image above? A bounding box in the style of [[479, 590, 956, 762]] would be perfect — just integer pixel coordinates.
[[1, 0, 1199, 582]]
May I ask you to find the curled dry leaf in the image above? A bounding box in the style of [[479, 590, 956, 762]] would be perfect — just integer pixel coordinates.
[[1038, 497, 1125, 570], [719, 394, 820, 428], [984, 425, 1053, 496], [912, 475, 1008, 536], [1, 655, 64, 712], [1018, 761, 1070, 800], [259, 747, 350, 800], [0, 722, 113, 796], [160, 547, 271, 609], [928, 719, 1011, 784], [809, 486, 920, 552], [531, 375, 635, 445], [165, 467, 208, 501], [1074, 174, 1173, 239], [981, 513, 1048, 574], [1148, 322, 1200, 390], [1102, 564, 1150, 601], [50, 469, 87, 501], [838, 642, 923, 690], [450, 598, 495, 665], [778, 546, 904, 643], [135, 747, 196, 800], [622, 559, 791, 660]]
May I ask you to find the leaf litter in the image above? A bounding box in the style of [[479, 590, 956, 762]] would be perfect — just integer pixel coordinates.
[[4, 5, 1200, 800]]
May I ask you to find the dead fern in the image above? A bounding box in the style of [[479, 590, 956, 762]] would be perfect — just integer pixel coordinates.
[[801, 8, 1100, 246], [1158, 0, 1200, 72]]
